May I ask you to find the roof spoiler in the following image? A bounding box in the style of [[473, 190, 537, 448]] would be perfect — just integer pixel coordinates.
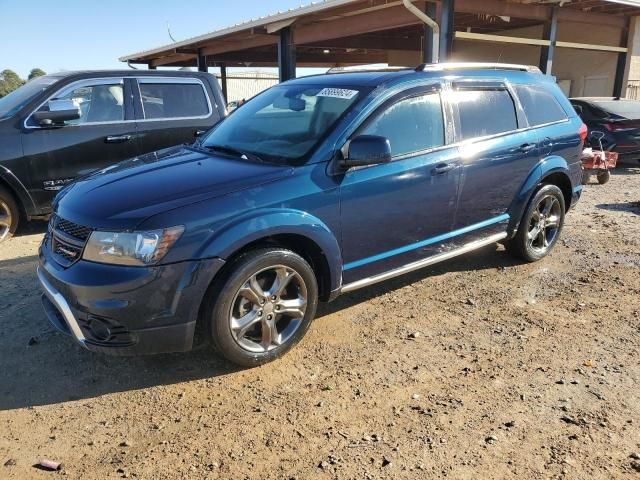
[[415, 62, 542, 73]]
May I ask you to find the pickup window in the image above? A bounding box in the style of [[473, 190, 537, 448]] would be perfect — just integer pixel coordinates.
[[139, 81, 210, 120]]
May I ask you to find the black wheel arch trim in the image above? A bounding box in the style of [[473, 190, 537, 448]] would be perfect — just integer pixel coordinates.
[[0, 165, 37, 219]]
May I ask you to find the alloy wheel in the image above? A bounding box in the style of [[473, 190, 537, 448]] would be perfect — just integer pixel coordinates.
[[229, 265, 308, 353], [527, 195, 561, 254], [0, 200, 12, 241]]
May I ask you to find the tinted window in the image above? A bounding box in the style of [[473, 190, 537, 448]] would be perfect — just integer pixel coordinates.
[[592, 100, 640, 120], [36, 83, 124, 125], [515, 84, 567, 126], [453, 89, 517, 140], [362, 93, 444, 157], [139, 82, 209, 119]]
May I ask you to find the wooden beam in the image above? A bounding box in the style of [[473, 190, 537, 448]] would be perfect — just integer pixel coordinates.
[[454, 31, 550, 47], [200, 34, 277, 57], [455, 0, 626, 29], [295, 4, 421, 44], [214, 50, 387, 65], [310, 35, 422, 51], [150, 53, 197, 67], [555, 41, 627, 53]]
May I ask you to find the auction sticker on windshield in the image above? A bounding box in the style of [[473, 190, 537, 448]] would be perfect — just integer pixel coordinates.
[[317, 88, 359, 100]]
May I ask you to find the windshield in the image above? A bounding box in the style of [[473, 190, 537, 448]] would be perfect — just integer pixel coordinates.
[[201, 84, 364, 164], [593, 100, 640, 120], [0, 75, 59, 120]]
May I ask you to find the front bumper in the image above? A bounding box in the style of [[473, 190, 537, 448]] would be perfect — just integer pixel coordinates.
[[38, 244, 225, 355]]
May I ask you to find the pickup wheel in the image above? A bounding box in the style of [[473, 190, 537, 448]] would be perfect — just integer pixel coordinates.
[[0, 186, 19, 243], [205, 248, 318, 367], [507, 184, 565, 262]]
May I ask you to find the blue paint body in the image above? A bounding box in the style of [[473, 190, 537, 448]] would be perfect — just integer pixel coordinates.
[[39, 66, 584, 355]]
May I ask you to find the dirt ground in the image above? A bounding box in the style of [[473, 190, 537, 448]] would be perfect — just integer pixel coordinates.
[[0, 168, 639, 480]]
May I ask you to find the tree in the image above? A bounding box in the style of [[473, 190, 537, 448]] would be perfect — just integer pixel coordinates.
[[28, 68, 46, 80], [0, 69, 24, 98]]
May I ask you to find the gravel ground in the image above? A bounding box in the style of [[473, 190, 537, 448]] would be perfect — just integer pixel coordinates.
[[0, 168, 639, 479]]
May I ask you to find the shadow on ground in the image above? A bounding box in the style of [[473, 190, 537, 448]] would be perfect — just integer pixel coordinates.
[[14, 219, 48, 238], [595, 201, 640, 215], [0, 244, 521, 411]]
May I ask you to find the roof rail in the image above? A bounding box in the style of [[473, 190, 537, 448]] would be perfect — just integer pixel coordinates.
[[415, 62, 542, 73], [327, 65, 412, 74]]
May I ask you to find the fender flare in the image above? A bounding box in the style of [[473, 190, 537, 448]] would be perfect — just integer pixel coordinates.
[[197, 208, 343, 292], [507, 155, 571, 234], [0, 166, 37, 218]]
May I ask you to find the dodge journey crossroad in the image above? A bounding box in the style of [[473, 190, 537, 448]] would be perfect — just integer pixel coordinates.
[[38, 63, 585, 366]]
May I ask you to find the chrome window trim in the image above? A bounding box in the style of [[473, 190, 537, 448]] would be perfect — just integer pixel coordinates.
[[135, 76, 213, 122], [24, 77, 126, 129], [24, 75, 215, 129]]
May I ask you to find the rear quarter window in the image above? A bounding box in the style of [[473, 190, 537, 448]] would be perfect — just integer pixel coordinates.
[[139, 81, 210, 119], [515, 84, 567, 126], [452, 88, 518, 140]]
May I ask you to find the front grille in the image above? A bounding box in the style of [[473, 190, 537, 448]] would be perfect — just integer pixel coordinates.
[[49, 215, 93, 267], [56, 217, 92, 241]]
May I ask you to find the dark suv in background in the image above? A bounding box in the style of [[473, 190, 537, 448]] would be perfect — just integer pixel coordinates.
[[0, 70, 226, 241], [38, 63, 585, 367]]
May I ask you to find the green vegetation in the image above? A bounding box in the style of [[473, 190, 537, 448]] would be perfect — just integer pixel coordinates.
[[0, 68, 47, 98]]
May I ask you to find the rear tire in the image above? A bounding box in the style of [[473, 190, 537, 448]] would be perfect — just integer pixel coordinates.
[[0, 186, 19, 243], [506, 184, 566, 263], [597, 170, 611, 185], [204, 248, 318, 367]]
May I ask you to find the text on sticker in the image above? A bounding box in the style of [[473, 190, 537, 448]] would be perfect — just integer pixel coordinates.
[[317, 88, 359, 100]]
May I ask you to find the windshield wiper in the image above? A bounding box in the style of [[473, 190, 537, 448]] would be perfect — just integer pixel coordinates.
[[204, 144, 264, 163]]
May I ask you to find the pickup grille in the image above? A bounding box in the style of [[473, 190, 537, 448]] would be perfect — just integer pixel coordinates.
[[49, 215, 93, 267]]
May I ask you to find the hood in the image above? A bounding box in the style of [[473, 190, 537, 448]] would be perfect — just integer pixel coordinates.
[[55, 146, 293, 230]]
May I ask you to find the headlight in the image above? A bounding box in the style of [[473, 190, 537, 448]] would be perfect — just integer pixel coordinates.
[[83, 226, 184, 266]]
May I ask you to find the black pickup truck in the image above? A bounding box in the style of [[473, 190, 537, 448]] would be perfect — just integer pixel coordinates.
[[0, 70, 227, 241]]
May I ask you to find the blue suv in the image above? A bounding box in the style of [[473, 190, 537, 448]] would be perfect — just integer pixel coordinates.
[[38, 63, 585, 366]]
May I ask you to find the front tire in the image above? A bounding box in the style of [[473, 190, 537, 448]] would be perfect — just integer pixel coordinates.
[[205, 248, 318, 367], [507, 184, 566, 262], [0, 186, 19, 243]]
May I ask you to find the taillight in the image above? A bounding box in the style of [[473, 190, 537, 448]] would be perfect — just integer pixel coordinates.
[[578, 123, 588, 144]]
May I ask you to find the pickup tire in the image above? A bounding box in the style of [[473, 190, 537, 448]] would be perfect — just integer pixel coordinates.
[[507, 184, 566, 262], [0, 186, 19, 242], [205, 248, 318, 367]]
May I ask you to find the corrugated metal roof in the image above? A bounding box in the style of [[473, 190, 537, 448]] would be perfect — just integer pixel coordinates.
[[119, 0, 358, 61], [119, 0, 639, 62]]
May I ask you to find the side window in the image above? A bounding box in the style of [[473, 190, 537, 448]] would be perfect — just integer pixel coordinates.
[[36, 83, 124, 125], [452, 88, 518, 140], [139, 82, 209, 119], [515, 84, 568, 126], [362, 92, 444, 157]]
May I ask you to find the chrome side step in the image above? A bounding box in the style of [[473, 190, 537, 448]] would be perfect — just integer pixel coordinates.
[[340, 232, 507, 293]]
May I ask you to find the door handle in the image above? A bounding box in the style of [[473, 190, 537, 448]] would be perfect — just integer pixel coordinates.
[[518, 143, 537, 153], [105, 134, 132, 144], [431, 163, 456, 175]]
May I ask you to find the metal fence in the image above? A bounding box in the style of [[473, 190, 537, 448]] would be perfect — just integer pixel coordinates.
[[627, 80, 640, 100], [216, 71, 279, 103]]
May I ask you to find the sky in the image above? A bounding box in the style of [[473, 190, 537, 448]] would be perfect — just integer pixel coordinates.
[[0, 0, 319, 79]]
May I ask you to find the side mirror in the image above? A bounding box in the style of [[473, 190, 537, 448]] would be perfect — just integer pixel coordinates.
[[573, 104, 583, 115], [341, 135, 392, 168], [32, 99, 81, 127]]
